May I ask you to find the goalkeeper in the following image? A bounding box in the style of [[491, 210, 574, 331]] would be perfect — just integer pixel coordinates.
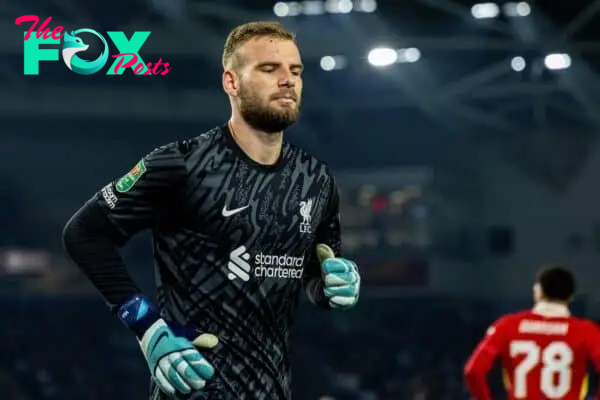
[[62, 20, 360, 400]]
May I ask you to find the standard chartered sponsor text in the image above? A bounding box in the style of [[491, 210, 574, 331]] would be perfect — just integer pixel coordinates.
[[228, 246, 304, 281], [254, 253, 304, 279]]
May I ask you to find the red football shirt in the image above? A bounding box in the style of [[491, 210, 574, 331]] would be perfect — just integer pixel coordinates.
[[464, 302, 600, 400]]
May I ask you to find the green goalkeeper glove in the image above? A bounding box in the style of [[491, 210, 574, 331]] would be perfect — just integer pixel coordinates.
[[117, 295, 217, 397], [316, 244, 360, 309]]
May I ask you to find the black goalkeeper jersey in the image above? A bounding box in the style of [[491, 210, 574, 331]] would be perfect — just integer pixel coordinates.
[[93, 124, 341, 400]]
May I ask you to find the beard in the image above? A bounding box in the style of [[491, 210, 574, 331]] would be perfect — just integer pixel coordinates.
[[238, 85, 300, 134]]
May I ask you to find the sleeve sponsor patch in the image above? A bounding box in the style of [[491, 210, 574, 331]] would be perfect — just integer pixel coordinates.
[[115, 159, 146, 193], [101, 183, 118, 209]]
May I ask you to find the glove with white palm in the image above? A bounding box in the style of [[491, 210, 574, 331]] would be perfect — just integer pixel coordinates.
[[117, 295, 217, 397], [316, 244, 360, 309]]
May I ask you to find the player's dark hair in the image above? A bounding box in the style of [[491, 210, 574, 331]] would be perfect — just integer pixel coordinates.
[[537, 266, 576, 302]]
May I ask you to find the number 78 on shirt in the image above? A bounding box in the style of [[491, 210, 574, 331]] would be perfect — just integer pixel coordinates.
[[15, 15, 171, 75]]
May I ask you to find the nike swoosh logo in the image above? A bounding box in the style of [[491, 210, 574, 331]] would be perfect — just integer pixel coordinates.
[[151, 332, 168, 353], [222, 205, 249, 217]]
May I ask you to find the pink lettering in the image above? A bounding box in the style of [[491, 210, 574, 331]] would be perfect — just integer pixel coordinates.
[[152, 58, 172, 75], [15, 15, 39, 41], [143, 63, 153, 75], [112, 53, 139, 74], [36, 17, 52, 39], [50, 26, 63, 40], [15, 15, 64, 41], [160, 62, 172, 75], [133, 62, 146, 75], [114, 55, 172, 75]]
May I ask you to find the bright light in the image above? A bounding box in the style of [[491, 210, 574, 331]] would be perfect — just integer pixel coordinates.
[[287, 2, 302, 16], [403, 48, 421, 63], [356, 0, 377, 12], [368, 47, 398, 67], [325, 0, 352, 13], [544, 53, 571, 70], [396, 48, 421, 63], [471, 2, 500, 19], [273, 2, 289, 17], [503, 1, 531, 17], [324, 0, 336, 13], [338, 0, 353, 13], [510, 56, 526, 71], [320, 56, 336, 71], [516, 1, 531, 16], [274, 0, 374, 15], [303, 1, 325, 15], [320, 56, 347, 71], [273, 2, 302, 16]]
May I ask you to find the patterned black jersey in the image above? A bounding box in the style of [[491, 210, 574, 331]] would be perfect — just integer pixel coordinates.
[[93, 124, 341, 400]]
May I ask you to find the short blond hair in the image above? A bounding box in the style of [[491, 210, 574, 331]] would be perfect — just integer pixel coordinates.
[[222, 21, 296, 69]]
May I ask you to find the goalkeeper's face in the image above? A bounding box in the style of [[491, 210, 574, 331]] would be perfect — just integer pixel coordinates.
[[228, 36, 303, 133]]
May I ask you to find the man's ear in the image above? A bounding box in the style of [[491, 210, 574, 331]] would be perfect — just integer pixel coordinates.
[[222, 70, 239, 97]]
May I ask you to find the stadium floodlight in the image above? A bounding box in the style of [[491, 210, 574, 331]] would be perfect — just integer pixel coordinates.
[[544, 53, 571, 70], [273, 1, 302, 17], [515, 1, 531, 16], [325, 0, 353, 13], [320, 56, 336, 71], [275, 0, 374, 16], [320, 55, 347, 71], [273, 2, 289, 17], [510, 56, 526, 71], [356, 0, 377, 12], [303, 0, 325, 15], [338, 0, 353, 13], [399, 47, 421, 63], [504, 1, 531, 17], [471, 2, 500, 19], [368, 47, 397, 67]]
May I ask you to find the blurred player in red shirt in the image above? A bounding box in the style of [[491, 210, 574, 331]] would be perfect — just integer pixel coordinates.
[[464, 266, 600, 400]]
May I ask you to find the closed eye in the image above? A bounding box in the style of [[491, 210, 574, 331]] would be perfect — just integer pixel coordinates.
[[257, 63, 304, 75], [258, 63, 277, 73]]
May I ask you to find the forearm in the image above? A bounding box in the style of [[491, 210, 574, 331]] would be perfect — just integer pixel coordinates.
[[62, 198, 142, 310], [464, 351, 495, 400], [464, 372, 493, 400]]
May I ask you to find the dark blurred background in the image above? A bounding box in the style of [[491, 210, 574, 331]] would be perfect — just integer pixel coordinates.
[[2, 0, 600, 398]]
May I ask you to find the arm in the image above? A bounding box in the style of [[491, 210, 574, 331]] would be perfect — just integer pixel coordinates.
[[584, 320, 600, 398], [585, 321, 600, 371], [63, 143, 186, 324], [63, 144, 216, 396], [304, 176, 360, 310], [464, 319, 506, 400], [304, 176, 342, 309]]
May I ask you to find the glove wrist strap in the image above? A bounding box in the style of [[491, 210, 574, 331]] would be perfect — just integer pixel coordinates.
[[116, 294, 161, 339]]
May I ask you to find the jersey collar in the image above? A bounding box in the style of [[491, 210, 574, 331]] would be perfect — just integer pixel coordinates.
[[532, 301, 570, 318], [222, 123, 285, 172]]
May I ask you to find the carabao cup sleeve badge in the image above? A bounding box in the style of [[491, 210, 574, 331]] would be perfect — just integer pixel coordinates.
[[115, 159, 146, 193]]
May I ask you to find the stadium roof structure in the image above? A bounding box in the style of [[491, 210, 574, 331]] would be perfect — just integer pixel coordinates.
[[2, 0, 599, 140]]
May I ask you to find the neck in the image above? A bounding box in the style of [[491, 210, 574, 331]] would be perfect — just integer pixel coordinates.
[[533, 301, 570, 317], [229, 114, 283, 165]]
